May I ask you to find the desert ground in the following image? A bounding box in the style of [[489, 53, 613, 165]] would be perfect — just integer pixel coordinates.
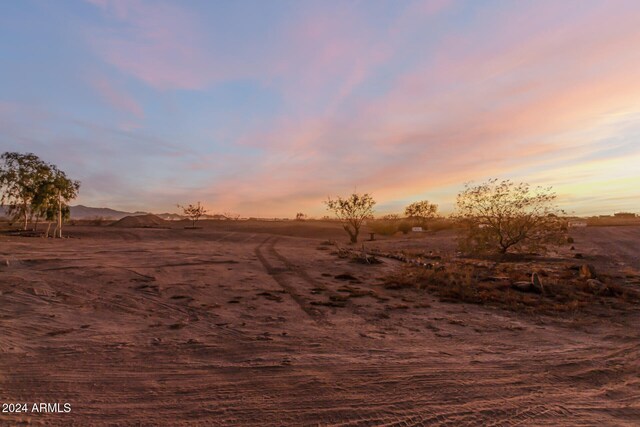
[[1, 220, 639, 426]]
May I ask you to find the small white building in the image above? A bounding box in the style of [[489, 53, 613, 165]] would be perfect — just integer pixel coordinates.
[[412, 226, 423, 232], [568, 221, 587, 228]]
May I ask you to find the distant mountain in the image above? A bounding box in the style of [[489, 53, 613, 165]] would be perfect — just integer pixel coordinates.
[[69, 205, 142, 220], [0, 204, 219, 221]]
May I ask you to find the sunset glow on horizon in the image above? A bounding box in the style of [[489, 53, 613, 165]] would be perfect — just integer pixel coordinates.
[[1, 0, 639, 217]]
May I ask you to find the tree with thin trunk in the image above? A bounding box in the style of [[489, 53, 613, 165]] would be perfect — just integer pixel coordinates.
[[325, 192, 375, 243], [32, 165, 80, 238], [178, 202, 208, 228], [455, 179, 565, 255], [0, 152, 51, 230]]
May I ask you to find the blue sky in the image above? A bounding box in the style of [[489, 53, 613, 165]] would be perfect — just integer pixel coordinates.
[[1, 0, 639, 216]]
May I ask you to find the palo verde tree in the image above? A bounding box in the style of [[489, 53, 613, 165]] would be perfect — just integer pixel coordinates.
[[404, 200, 438, 221], [178, 201, 208, 228], [325, 192, 375, 243], [455, 179, 565, 255], [32, 165, 80, 238]]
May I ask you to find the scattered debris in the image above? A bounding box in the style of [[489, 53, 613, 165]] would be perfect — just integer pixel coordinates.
[[531, 272, 544, 294], [586, 279, 607, 294], [579, 264, 597, 279], [511, 281, 534, 292]]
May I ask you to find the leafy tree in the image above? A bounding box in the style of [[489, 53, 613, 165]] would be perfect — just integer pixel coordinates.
[[0, 152, 51, 230], [455, 179, 565, 254], [179, 201, 208, 228], [32, 165, 80, 238], [325, 192, 375, 243], [295, 212, 307, 221], [405, 200, 438, 221]]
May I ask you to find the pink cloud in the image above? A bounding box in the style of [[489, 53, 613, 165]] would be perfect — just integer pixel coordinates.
[[79, 1, 640, 216], [90, 75, 143, 118], [201, 2, 640, 216], [86, 0, 225, 90]]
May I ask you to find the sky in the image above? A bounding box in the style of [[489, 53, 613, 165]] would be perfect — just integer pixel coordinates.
[[1, 0, 639, 217]]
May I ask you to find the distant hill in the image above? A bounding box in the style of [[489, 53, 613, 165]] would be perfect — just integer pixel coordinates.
[[0, 204, 228, 221], [69, 205, 141, 220], [111, 214, 168, 228], [1, 205, 156, 220]]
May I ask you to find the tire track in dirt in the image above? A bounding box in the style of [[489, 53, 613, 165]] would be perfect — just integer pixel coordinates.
[[3, 227, 640, 426], [254, 237, 329, 325], [214, 231, 237, 242]]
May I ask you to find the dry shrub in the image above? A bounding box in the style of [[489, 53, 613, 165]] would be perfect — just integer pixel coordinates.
[[427, 218, 458, 232], [397, 221, 412, 234], [455, 179, 566, 255], [384, 265, 490, 303], [382, 262, 639, 314], [369, 219, 399, 236]]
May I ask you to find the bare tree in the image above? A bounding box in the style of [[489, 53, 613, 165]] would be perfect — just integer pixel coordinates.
[[223, 211, 240, 221], [325, 193, 375, 243], [178, 202, 208, 228], [455, 179, 565, 254]]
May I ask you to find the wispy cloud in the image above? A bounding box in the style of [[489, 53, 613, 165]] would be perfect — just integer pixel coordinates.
[[2, 1, 639, 215], [86, 0, 221, 90], [90, 75, 143, 119]]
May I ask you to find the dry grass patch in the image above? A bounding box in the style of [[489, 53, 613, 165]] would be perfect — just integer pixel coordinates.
[[382, 260, 640, 314]]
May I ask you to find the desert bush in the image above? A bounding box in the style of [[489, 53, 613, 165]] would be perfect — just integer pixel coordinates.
[[369, 219, 399, 236], [405, 200, 438, 221], [428, 218, 458, 232], [455, 179, 565, 255], [325, 192, 375, 243], [90, 216, 106, 226], [382, 259, 640, 314], [397, 221, 412, 234]]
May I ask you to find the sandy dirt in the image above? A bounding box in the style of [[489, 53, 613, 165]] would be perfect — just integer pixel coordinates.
[[1, 223, 639, 426]]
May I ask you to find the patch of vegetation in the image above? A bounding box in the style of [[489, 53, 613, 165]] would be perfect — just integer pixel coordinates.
[[178, 201, 208, 228], [369, 219, 400, 236], [404, 200, 438, 222], [325, 192, 375, 243], [382, 261, 640, 314], [455, 179, 566, 255], [0, 151, 80, 237], [397, 221, 412, 234]]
